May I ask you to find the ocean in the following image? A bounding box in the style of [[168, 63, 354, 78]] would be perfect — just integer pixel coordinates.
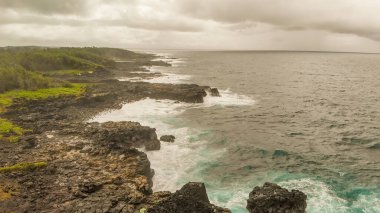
[[92, 51, 380, 212]]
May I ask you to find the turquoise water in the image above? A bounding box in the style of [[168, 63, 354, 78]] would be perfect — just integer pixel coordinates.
[[95, 51, 380, 212], [152, 51, 380, 212]]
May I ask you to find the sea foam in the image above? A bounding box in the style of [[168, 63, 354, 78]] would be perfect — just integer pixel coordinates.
[[204, 89, 255, 107], [89, 98, 210, 192]]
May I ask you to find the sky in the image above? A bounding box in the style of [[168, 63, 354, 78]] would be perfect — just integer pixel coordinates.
[[1, 0, 380, 52]]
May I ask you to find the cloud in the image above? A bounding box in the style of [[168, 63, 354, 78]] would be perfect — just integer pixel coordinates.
[[176, 0, 380, 41], [0, 0, 89, 15], [0, 0, 380, 52]]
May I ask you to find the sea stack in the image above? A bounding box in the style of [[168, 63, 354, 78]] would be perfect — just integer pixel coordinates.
[[246, 182, 307, 213]]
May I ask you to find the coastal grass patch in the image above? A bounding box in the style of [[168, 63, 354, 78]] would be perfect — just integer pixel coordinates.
[[0, 66, 63, 93], [0, 84, 86, 142], [0, 162, 47, 173], [0, 83, 87, 111], [0, 118, 24, 143], [43, 69, 93, 76], [0, 83, 86, 101]]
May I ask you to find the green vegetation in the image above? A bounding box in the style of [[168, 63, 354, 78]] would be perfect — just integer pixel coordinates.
[[0, 162, 47, 173], [0, 84, 85, 102], [43, 69, 93, 76], [0, 84, 86, 111], [0, 46, 134, 93], [0, 119, 24, 143], [0, 84, 86, 142], [0, 46, 144, 142], [0, 66, 63, 93]]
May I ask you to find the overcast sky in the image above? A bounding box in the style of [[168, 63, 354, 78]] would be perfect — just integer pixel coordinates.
[[1, 0, 380, 52]]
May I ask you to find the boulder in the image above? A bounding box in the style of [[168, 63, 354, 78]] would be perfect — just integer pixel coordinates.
[[149, 182, 230, 213], [210, 88, 221, 97], [145, 139, 161, 150], [84, 121, 161, 151], [160, 135, 175, 143], [246, 182, 307, 213]]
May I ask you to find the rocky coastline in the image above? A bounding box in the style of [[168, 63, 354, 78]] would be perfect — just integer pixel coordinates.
[[0, 50, 307, 212]]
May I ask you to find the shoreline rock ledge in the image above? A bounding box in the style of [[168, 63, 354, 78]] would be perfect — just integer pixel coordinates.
[[246, 182, 307, 213], [149, 182, 231, 213]]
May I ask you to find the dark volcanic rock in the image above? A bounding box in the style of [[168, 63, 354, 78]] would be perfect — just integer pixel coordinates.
[[246, 182, 307, 213], [160, 135, 175, 143], [148, 182, 230, 213], [210, 88, 221, 97], [20, 135, 37, 149], [85, 121, 161, 151]]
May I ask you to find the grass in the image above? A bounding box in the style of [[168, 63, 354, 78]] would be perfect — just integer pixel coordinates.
[[0, 119, 24, 143], [0, 46, 144, 143], [0, 83, 86, 101], [0, 66, 63, 93], [0, 84, 86, 142], [0, 162, 47, 173], [43, 69, 93, 76], [0, 83, 86, 112]]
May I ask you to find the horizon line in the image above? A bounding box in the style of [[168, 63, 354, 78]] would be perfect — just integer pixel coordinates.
[[130, 48, 380, 55], [2, 45, 380, 54]]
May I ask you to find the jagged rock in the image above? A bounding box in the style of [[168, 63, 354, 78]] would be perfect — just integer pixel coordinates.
[[210, 88, 220, 97], [78, 181, 103, 194], [160, 135, 175, 143], [21, 135, 37, 149], [179, 182, 210, 203], [145, 139, 161, 150], [148, 182, 230, 213], [84, 121, 161, 151], [145, 191, 172, 205], [246, 182, 307, 213]]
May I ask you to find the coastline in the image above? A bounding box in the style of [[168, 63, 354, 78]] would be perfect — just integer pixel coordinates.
[[0, 49, 306, 212], [0, 50, 231, 212]]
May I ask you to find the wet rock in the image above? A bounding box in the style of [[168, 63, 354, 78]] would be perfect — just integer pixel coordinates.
[[134, 83, 207, 103], [210, 88, 221, 97], [246, 182, 307, 213], [85, 121, 161, 151], [160, 135, 175, 143], [145, 139, 161, 151], [148, 182, 230, 213], [179, 182, 210, 203]]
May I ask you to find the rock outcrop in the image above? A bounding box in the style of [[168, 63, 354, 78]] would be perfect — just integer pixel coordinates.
[[160, 135, 175, 143], [210, 88, 221, 97], [84, 121, 161, 151], [246, 182, 307, 213], [149, 182, 231, 213]]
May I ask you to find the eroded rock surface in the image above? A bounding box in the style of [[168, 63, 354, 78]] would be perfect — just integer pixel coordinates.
[[84, 121, 161, 151], [149, 182, 231, 213], [246, 182, 307, 213], [160, 135, 175, 143]]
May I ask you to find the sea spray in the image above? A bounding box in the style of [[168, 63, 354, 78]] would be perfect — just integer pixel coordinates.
[[204, 89, 255, 107]]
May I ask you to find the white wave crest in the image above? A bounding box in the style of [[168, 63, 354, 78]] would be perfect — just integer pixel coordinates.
[[203, 89, 255, 107]]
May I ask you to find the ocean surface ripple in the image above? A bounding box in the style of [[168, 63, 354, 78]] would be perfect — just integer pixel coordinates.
[[93, 51, 380, 213]]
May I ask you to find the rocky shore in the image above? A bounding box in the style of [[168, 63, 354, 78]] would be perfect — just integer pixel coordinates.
[[0, 50, 307, 212]]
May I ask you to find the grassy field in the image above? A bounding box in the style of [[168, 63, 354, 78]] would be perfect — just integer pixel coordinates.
[[0, 46, 149, 92], [0, 84, 86, 142], [0, 46, 140, 142]]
